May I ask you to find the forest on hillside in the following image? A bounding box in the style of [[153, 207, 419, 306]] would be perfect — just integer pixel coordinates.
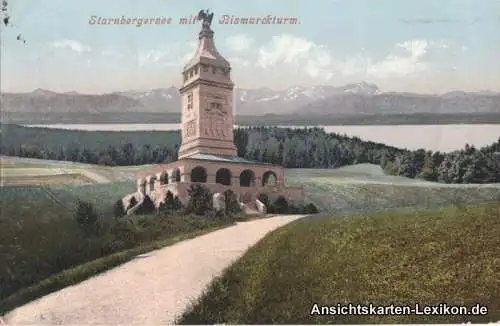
[[1, 124, 499, 184]]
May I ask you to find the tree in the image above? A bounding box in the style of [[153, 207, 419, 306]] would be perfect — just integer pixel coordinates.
[[224, 189, 241, 215], [113, 199, 126, 218], [136, 195, 155, 215], [257, 193, 270, 208], [272, 196, 289, 214], [185, 184, 213, 216], [98, 154, 115, 166], [74, 200, 98, 226], [304, 203, 319, 214], [159, 190, 182, 214], [418, 152, 438, 181]]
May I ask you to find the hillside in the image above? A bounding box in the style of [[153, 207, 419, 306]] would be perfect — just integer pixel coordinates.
[[2, 83, 500, 118], [178, 202, 500, 324], [1, 158, 499, 316], [299, 92, 500, 115], [0, 89, 143, 113], [284, 166, 500, 215]]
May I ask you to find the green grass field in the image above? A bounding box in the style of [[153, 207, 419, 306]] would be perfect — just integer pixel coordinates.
[[177, 202, 500, 324], [285, 165, 500, 216], [0, 182, 137, 222], [1, 157, 499, 319], [1, 158, 499, 221], [1, 156, 152, 185]]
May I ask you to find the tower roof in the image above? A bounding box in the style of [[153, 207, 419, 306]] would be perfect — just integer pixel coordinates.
[[183, 24, 230, 71]]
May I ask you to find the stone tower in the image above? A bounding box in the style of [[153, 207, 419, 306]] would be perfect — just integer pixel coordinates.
[[178, 23, 238, 159]]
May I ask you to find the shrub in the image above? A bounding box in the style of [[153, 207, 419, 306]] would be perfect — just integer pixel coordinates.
[[272, 196, 289, 214], [165, 190, 175, 204], [74, 200, 98, 226], [185, 184, 213, 216], [172, 196, 183, 210], [158, 201, 168, 214], [304, 203, 319, 214], [136, 195, 156, 215], [113, 199, 126, 218], [288, 204, 300, 214], [163, 190, 182, 211], [257, 193, 270, 208], [224, 189, 241, 216]]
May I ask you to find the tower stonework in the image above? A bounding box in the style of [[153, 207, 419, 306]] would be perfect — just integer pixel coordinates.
[[130, 15, 304, 215], [178, 24, 237, 159]]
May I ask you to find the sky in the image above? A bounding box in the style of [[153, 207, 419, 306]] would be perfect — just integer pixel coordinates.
[[1, 0, 499, 94]]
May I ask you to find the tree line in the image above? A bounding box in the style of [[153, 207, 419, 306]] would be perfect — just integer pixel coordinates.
[[1, 124, 499, 184]]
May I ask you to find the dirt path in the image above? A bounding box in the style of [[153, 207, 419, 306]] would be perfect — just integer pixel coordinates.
[[3, 215, 305, 325]]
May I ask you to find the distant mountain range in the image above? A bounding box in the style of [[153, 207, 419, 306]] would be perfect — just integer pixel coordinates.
[[2, 82, 499, 116]]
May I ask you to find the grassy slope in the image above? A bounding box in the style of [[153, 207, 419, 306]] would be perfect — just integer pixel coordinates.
[[0, 222, 232, 315], [0, 182, 136, 221], [286, 165, 500, 215], [178, 202, 500, 324], [1, 159, 499, 319], [1, 161, 499, 220], [1, 156, 152, 185]]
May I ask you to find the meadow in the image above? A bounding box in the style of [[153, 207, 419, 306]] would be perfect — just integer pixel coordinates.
[[2, 157, 499, 218], [0, 157, 229, 313], [1, 157, 499, 316], [285, 164, 500, 216], [178, 202, 500, 324]]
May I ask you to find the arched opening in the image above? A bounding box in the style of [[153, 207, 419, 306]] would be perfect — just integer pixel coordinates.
[[216, 168, 232, 186], [172, 168, 181, 182], [149, 176, 156, 191], [190, 166, 207, 183], [239, 169, 255, 187], [262, 171, 277, 186], [159, 172, 169, 185]]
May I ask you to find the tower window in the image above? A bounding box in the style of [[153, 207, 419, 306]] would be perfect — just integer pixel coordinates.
[[187, 93, 193, 110], [194, 66, 198, 74], [210, 102, 222, 111], [212, 66, 216, 74], [202, 64, 208, 72]]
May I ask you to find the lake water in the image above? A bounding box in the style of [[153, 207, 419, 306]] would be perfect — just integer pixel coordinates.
[[24, 124, 500, 152]]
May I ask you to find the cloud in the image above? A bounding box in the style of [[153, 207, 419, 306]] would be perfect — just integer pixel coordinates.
[[253, 35, 452, 81], [139, 50, 170, 67], [228, 57, 250, 68], [367, 40, 430, 78], [256, 35, 316, 68], [138, 41, 197, 67], [101, 49, 115, 56], [50, 40, 91, 53], [400, 18, 462, 24], [400, 17, 484, 25], [181, 41, 198, 62], [226, 34, 254, 51], [431, 40, 450, 49]]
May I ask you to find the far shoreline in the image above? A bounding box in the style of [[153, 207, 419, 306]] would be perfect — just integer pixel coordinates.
[[3, 112, 500, 126]]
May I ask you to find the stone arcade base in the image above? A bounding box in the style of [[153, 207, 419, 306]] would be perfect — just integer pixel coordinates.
[[123, 153, 304, 213]]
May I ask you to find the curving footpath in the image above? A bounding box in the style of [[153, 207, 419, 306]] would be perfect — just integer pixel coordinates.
[[3, 215, 305, 325]]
